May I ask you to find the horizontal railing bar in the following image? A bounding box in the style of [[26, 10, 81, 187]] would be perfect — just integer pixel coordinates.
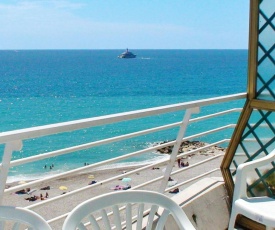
[[241, 138, 271, 142], [180, 124, 235, 142], [189, 108, 242, 123], [164, 155, 225, 192], [0, 93, 246, 143], [176, 142, 228, 159], [9, 109, 240, 168], [125, 143, 227, 190], [5, 129, 231, 194], [5, 127, 231, 194], [47, 200, 135, 225], [165, 168, 221, 193], [47, 213, 68, 224], [131, 155, 224, 192], [172, 154, 224, 177], [5, 141, 175, 194], [9, 122, 182, 167]]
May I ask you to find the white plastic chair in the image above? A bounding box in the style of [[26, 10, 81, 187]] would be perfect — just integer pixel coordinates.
[[62, 190, 195, 230], [0, 206, 52, 230], [228, 150, 275, 230]]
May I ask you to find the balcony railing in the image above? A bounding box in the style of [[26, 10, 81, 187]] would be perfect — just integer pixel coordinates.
[[0, 92, 246, 228]]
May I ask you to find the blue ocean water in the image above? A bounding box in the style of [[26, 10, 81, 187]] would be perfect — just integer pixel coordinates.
[[0, 50, 247, 180]]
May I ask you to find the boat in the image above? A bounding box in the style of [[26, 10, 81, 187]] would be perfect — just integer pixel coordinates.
[[118, 48, 136, 58]]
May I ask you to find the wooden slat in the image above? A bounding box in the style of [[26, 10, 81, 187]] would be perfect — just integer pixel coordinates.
[[250, 99, 275, 111], [247, 0, 260, 99], [221, 101, 253, 199]]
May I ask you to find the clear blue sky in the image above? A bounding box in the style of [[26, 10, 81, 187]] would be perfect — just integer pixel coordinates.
[[0, 0, 250, 49]]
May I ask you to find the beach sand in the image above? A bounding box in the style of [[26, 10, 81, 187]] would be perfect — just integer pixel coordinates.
[[3, 147, 225, 229]]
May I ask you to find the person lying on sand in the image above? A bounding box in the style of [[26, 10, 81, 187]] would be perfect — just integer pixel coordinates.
[[15, 189, 27, 195], [111, 185, 131, 190], [40, 186, 50, 190], [15, 188, 30, 195], [25, 195, 39, 202], [169, 188, 179, 194], [88, 180, 97, 185], [180, 161, 189, 167], [123, 185, 131, 190]]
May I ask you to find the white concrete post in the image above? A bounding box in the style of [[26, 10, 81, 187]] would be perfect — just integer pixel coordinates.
[[158, 107, 200, 193], [0, 140, 22, 204]]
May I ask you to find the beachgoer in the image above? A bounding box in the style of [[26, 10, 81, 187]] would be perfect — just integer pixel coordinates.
[[15, 189, 27, 195], [45, 192, 49, 198], [169, 188, 179, 194], [40, 186, 50, 190], [177, 158, 181, 167], [88, 180, 97, 185], [27, 195, 38, 202], [114, 185, 120, 190], [123, 185, 131, 190]]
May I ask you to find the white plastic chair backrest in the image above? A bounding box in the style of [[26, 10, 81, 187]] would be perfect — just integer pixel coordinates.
[[233, 149, 275, 201], [0, 206, 52, 230], [62, 190, 195, 230]]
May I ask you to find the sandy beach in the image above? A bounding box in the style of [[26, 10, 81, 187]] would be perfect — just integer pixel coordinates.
[[3, 143, 225, 229]]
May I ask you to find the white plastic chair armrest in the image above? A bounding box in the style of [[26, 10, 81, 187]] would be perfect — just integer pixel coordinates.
[[234, 149, 275, 200], [0, 206, 52, 230]]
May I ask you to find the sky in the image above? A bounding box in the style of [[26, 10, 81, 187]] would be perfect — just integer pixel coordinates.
[[0, 0, 250, 50]]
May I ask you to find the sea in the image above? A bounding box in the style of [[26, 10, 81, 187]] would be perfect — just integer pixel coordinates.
[[0, 49, 248, 182]]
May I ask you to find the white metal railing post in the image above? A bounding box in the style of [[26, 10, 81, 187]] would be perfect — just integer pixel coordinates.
[[0, 140, 22, 204], [158, 107, 200, 193]]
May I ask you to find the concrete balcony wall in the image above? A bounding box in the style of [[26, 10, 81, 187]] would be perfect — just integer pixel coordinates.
[[166, 177, 230, 230]]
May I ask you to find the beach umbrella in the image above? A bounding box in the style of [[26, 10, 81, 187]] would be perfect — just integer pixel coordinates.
[[59, 186, 68, 191], [122, 178, 132, 184]]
